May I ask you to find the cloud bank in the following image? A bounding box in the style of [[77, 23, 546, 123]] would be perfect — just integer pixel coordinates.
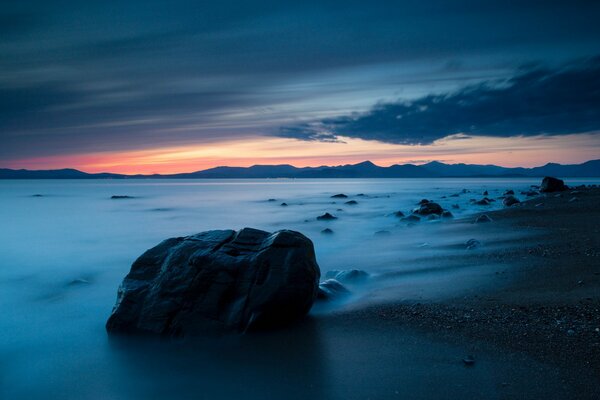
[[278, 58, 600, 145]]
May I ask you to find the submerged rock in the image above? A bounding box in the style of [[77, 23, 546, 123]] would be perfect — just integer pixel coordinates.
[[317, 212, 337, 220], [441, 211, 454, 218], [414, 202, 444, 216], [374, 230, 391, 236], [418, 199, 430, 205], [503, 195, 521, 207], [280, 202, 288, 207], [106, 228, 320, 336], [504, 190, 515, 196], [111, 195, 135, 199], [475, 198, 490, 206], [321, 228, 334, 235], [344, 200, 358, 205], [540, 176, 567, 192], [402, 215, 421, 223], [267, 198, 277, 202], [476, 214, 492, 223], [331, 193, 348, 198], [482, 190, 488, 196], [393, 211, 405, 218], [465, 239, 481, 250], [317, 279, 350, 301], [325, 269, 370, 283]]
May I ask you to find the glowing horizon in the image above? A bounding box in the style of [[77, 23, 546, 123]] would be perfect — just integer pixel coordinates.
[[3, 134, 599, 175]]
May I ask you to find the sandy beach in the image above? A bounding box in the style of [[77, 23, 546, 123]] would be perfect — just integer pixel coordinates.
[[322, 186, 600, 399]]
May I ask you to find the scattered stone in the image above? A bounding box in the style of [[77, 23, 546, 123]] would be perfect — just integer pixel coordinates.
[[321, 228, 334, 235], [111, 195, 134, 199], [463, 355, 475, 365], [317, 212, 337, 220], [106, 228, 320, 336], [401, 215, 421, 223], [393, 211, 405, 218], [466, 239, 481, 250], [31, 194, 44, 197], [540, 176, 567, 192], [451, 204, 460, 209], [345, 200, 358, 205], [483, 190, 488, 196], [331, 194, 348, 198], [476, 214, 492, 223], [267, 198, 277, 202], [441, 211, 454, 218], [317, 279, 350, 301], [374, 230, 391, 236], [503, 195, 521, 207], [418, 199, 430, 205], [356, 193, 365, 197], [280, 202, 288, 207], [68, 278, 90, 286], [504, 190, 515, 196], [523, 190, 539, 197], [475, 198, 490, 206], [449, 193, 460, 198], [414, 202, 444, 216]]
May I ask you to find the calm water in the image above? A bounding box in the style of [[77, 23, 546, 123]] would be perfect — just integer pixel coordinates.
[[1, 178, 597, 399]]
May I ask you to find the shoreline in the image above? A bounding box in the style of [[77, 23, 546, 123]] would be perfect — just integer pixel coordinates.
[[326, 186, 600, 397]]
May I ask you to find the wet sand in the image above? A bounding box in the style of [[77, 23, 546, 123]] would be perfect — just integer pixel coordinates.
[[328, 186, 600, 399]]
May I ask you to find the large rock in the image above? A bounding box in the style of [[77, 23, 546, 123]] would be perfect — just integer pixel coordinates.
[[540, 177, 567, 192], [106, 228, 320, 336]]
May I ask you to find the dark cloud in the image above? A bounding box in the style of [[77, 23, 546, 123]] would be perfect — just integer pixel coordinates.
[[278, 58, 600, 144], [1, 1, 600, 160]]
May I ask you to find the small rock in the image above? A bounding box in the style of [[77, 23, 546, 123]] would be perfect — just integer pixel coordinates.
[[267, 198, 277, 202], [393, 211, 405, 218], [317, 212, 337, 220], [418, 199, 430, 205], [317, 279, 350, 301], [280, 202, 288, 206], [463, 355, 475, 365], [31, 194, 44, 197], [326, 269, 370, 283], [331, 194, 348, 198], [321, 228, 334, 235], [466, 239, 481, 250], [414, 202, 443, 216], [451, 204, 460, 209], [345, 200, 358, 205], [68, 278, 90, 286], [504, 190, 515, 195], [503, 195, 520, 207], [569, 197, 578, 203], [567, 329, 575, 336], [475, 198, 490, 206], [401, 215, 421, 223], [476, 214, 492, 223], [441, 211, 453, 218], [374, 230, 391, 236], [111, 195, 134, 199], [540, 176, 567, 192], [483, 190, 488, 196]]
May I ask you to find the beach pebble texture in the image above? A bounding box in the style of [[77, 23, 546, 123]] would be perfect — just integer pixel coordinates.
[[106, 228, 320, 336]]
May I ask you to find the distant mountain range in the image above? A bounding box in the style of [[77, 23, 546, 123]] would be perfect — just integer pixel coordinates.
[[1, 159, 599, 179]]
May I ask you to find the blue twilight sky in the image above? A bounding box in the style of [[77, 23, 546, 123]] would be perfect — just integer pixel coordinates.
[[1, 0, 600, 172]]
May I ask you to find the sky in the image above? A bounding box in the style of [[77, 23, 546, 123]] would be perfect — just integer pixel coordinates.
[[1, 0, 600, 173]]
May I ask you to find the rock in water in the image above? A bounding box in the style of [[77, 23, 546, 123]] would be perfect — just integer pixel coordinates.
[[106, 228, 320, 336], [330, 193, 348, 198], [317, 279, 350, 301], [476, 214, 492, 223], [503, 195, 521, 207], [317, 212, 337, 220], [413, 202, 444, 216], [540, 176, 567, 192]]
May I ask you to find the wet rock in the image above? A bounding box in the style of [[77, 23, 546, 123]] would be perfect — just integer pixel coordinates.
[[267, 198, 277, 202], [31, 194, 44, 197], [374, 230, 391, 236], [483, 190, 488, 196], [280, 202, 288, 207], [427, 214, 440, 221], [414, 202, 444, 216], [344, 200, 358, 205], [317, 212, 337, 220], [475, 198, 490, 206], [463, 355, 475, 365], [503, 195, 521, 207], [418, 199, 430, 205], [356, 193, 365, 197], [504, 190, 515, 196], [451, 204, 460, 209], [321, 228, 334, 235], [325, 269, 369, 283], [68, 278, 90, 286], [401, 215, 421, 223], [466, 239, 481, 250], [331, 194, 348, 198], [441, 211, 454, 218], [523, 190, 539, 197], [111, 195, 135, 199], [541, 176, 567, 192], [106, 228, 320, 336], [317, 279, 350, 301], [393, 211, 405, 218], [449, 193, 460, 198], [476, 214, 492, 223]]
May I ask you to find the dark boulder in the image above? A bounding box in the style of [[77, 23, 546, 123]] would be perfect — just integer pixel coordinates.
[[344, 200, 358, 205], [504, 190, 514, 196], [106, 228, 320, 336], [111, 195, 135, 199], [540, 177, 567, 192], [503, 195, 520, 207], [280, 202, 288, 207], [317, 279, 350, 301], [331, 194, 348, 198], [414, 202, 444, 216], [321, 228, 334, 235], [393, 211, 405, 218], [483, 190, 488, 196], [317, 212, 337, 220], [465, 239, 481, 250], [418, 199, 430, 205], [475, 198, 490, 206]]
